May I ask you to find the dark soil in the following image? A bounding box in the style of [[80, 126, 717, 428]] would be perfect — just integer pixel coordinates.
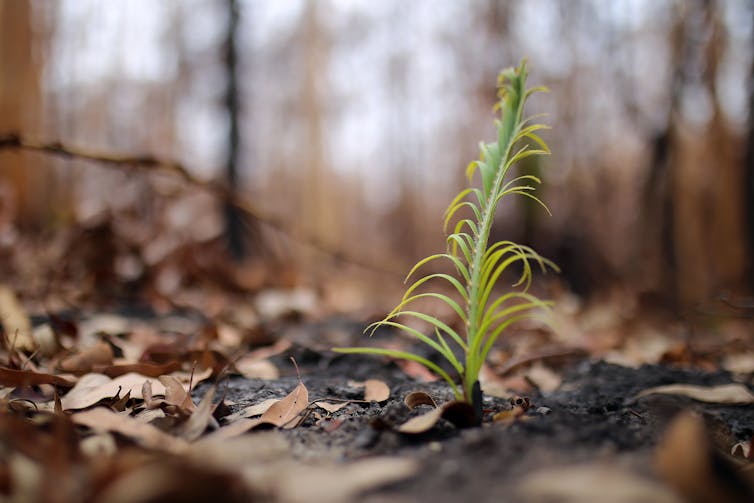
[[196, 347, 754, 503]]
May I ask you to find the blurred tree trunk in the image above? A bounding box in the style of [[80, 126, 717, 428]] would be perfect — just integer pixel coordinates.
[[746, 4, 754, 289], [0, 1, 46, 229], [644, 1, 748, 306], [300, 2, 337, 255], [223, 0, 244, 259]]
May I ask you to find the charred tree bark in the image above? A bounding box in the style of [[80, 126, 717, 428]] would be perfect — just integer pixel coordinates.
[[746, 5, 754, 289], [223, 0, 244, 259]]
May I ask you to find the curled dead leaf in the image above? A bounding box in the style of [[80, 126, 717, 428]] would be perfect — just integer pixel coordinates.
[[61, 372, 172, 410], [0, 285, 35, 352], [731, 439, 752, 460], [223, 398, 279, 423], [258, 380, 309, 429], [363, 379, 390, 402], [158, 374, 195, 412], [398, 400, 477, 433], [234, 357, 279, 380], [314, 401, 350, 413], [516, 463, 682, 503], [58, 341, 114, 373], [655, 412, 754, 503], [0, 367, 75, 388], [175, 387, 215, 441], [404, 391, 437, 410], [200, 418, 263, 442], [73, 407, 188, 454], [347, 379, 391, 402], [635, 383, 754, 405], [99, 360, 183, 379]]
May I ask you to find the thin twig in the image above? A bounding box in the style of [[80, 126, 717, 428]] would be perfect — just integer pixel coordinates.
[[0, 133, 402, 276]]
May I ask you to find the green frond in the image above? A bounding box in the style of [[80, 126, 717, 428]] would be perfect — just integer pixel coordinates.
[[478, 253, 535, 318], [402, 272, 470, 303], [365, 319, 459, 372], [406, 253, 457, 283], [445, 201, 482, 233], [478, 293, 552, 337], [453, 218, 480, 239], [332, 346, 461, 399], [447, 233, 474, 264], [522, 132, 550, 153], [519, 113, 549, 129], [434, 328, 462, 373], [466, 160, 479, 182], [505, 147, 549, 169], [387, 310, 466, 358], [524, 85, 550, 98], [498, 189, 552, 215], [391, 292, 468, 327], [501, 174, 542, 193], [517, 123, 551, 136]]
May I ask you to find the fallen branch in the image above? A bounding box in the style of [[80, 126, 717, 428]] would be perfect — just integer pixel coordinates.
[[0, 133, 401, 276]]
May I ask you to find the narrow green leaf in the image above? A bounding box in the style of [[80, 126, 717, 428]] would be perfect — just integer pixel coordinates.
[[332, 346, 461, 399]]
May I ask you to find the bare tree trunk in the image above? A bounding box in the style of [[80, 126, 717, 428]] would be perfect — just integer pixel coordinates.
[[300, 2, 335, 253], [746, 4, 754, 290], [0, 1, 45, 229], [223, 0, 245, 259]]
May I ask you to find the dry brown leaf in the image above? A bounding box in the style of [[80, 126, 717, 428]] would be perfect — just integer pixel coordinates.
[[73, 407, 188, 454], [0, 285, 35, 351], [722, 353, 754, 374], [142, 380, 160, 409], [655, 412, 754, 503], [404, 391, 437, 409], [98, 360, 183, 379], [158, 374, 195, 412], [525, 362, 562, 392], [363, 379, 390, 402], [398, 406, 445, 433], [61, 372, 171, 410], [59, 341, 114, 373], [234, 356, 279, 379], [175, 387, 215, 441], [478, 362, 516, 398], [516, 463, 682, 503], [0, 367, 75, 388], [347, 378, 391, 402], [169, 366, 213, 387], [731, 440, 752, 460], [133, 407, 166, 424], [635, 383, 754, 404], [259, 380, 309, 428], [314, 401, 350, 413], [398, 400, 477, 433], [243, 339, 292, 360], [79, 432, 118, 458], [271, 457, 419, 503], [200, 418, 263, 442], [223, 398, 279, 423], [185, 432, 418, 503]]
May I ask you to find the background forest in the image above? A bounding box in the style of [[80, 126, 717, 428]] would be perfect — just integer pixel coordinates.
[[2, 0, 754, 315], [3, 3, 754, 501]]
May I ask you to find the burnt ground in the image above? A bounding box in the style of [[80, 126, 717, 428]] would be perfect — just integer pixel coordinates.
[[194, 338, 754, 503]]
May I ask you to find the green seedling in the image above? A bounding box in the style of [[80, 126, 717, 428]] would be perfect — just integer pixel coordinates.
[[334, 60, 558, 421]]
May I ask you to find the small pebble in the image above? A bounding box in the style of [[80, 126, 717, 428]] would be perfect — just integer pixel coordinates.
[[536, 406, 552, 415]]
